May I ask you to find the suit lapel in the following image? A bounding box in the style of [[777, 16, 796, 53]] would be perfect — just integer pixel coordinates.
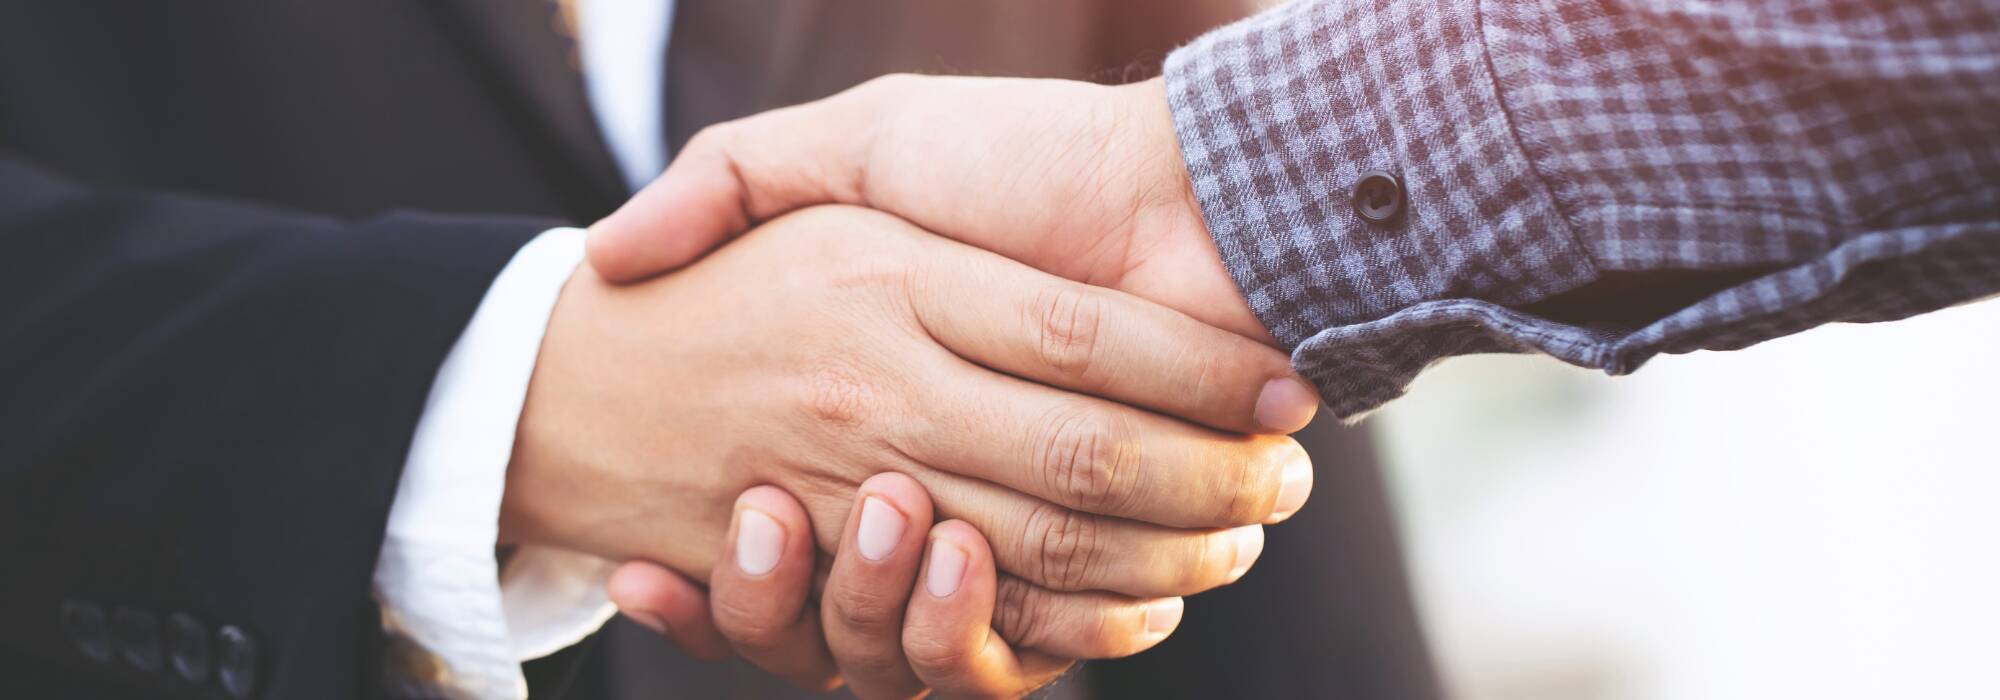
[[429, 0, 627, 215]]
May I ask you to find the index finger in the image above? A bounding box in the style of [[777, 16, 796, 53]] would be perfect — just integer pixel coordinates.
[[902, 520, 1092, 698], [905, 239, 1318, 435], [708, 487, 843, 691]]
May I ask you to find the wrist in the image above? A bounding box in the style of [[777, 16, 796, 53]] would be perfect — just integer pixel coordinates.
[[494, 263, 731, 580], [498, 267, 592, 551], [1112, 77, 1273, 345]]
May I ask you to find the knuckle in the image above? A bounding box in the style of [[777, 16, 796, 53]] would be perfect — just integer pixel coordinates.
[[1187, 530, 1237, 590], [1218, 443, 1281, 524], [1180, 342, 1257, 415], [1032, 405, 1138, 515], [901, 634, 971, 674], [827, 590, 904, 638], [1143, 530, 1226, 596], [1028, 285, 1107, 385], [1151, 535, 1212, 596], [1019, 503, 1102, 591], [1081, 600, 1130, 657], [990, 577, 1050, 649], [712, 599, 789, 655], [800, 360, 878, 428], [1181, 347, 1222, 410]]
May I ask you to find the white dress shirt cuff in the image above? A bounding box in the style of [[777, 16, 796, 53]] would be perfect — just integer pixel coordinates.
[[372, 227, 620, 700]]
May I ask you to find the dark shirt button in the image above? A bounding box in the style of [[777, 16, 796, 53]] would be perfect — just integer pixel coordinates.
[[60, 600, 113, 663], [166, 612, 212, 683], [1351, 170, 1406, 224], [111, 607, 164, 672], [217, 624, 261, 699]]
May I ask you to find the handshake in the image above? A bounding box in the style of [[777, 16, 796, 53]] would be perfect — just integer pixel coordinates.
[[6, 0, 1975, 696], [502, 75, 1319, 697]]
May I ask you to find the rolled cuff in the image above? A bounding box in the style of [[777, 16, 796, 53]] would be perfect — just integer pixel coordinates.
[[1163, 0, 1587, 417]]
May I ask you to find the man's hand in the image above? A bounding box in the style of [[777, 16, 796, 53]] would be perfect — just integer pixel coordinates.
[[502, 205, 1312, 653], [610, 475, 1088, 699], [585, 75, 1275, 347]]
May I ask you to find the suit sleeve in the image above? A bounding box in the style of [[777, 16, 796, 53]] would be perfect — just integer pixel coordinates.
[[0, 155, 552, 698], [1163, 0, 2000, 418]]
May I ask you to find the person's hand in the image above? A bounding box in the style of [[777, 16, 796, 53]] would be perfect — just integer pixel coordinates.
[[585, 75, 1258, 342], [501, 205, 1314, 651], [610, 474, 1100, 699]]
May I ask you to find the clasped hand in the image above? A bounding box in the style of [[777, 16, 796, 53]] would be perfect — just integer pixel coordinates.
[[504, 75, 1319, 699]]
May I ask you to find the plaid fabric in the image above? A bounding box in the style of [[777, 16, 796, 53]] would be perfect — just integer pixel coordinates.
[[1165, 0, 2000, 419]]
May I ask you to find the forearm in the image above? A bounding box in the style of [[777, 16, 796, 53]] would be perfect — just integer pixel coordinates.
[[376, 226, 628, 699], [1166, 0, 2000, 417]]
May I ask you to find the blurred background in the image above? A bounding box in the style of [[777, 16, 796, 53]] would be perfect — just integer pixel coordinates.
[[1374, 298, 2000, 700]]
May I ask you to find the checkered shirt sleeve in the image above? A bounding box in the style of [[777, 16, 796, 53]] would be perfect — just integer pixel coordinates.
[[1165, 0, 2000, 419]]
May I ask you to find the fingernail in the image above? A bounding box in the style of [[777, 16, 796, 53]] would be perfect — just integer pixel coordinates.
[[855, 497, 906, 562], [735, 509, 785, 576], [622, 608, 670, 636], [1227, 526, 1264, 582], [1268, 458, 1313, 523], [1254, 377, 1319, 433], [1143, 598, 1184, 638], [925, 539, 969, 598]]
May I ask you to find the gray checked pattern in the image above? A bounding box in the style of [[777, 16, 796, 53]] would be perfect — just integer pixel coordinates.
[[1166, 0, 2000, 418]]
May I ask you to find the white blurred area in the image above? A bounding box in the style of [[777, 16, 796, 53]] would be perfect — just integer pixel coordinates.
[[1371, 299, 2000, 700]]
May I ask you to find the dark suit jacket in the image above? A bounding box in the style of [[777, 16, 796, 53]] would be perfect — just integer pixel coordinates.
[[0, 1, 1438, 698]]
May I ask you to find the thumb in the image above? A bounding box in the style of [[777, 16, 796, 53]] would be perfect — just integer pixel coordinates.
[[585, 87, 887, 283], [606, 560, 733, 662], [585, 141, 752, 283]]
